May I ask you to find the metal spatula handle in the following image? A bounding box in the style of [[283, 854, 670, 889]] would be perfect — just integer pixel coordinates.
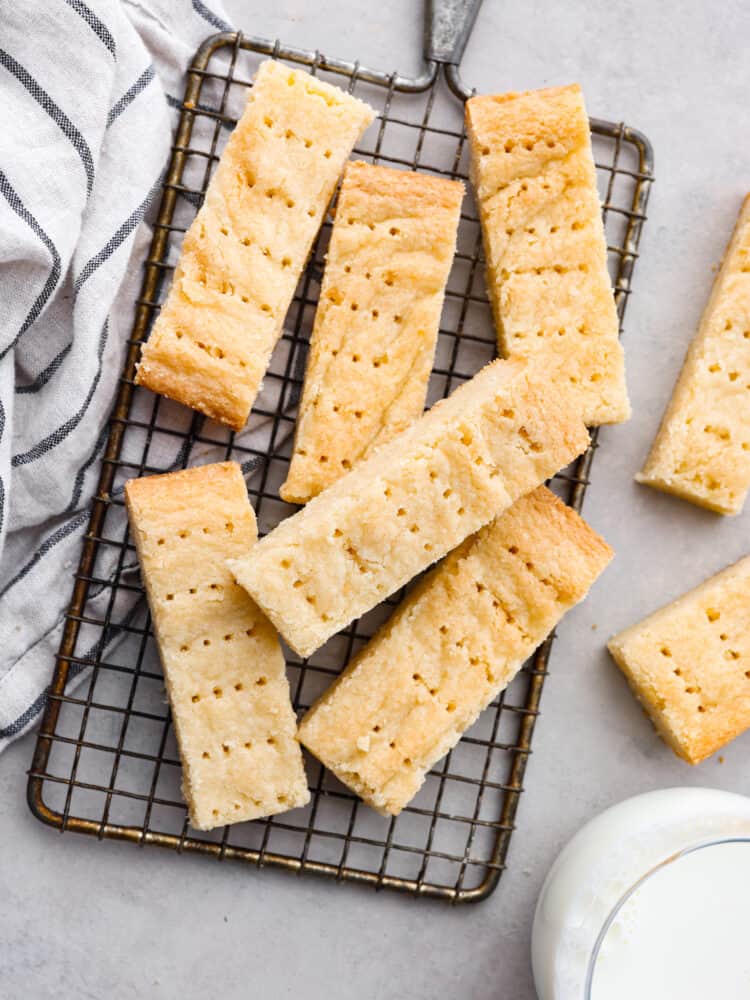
[[425, 0, 483, 65]]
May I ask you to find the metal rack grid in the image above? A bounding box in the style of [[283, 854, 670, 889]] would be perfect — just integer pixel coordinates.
[[27, 30, 653, 903]]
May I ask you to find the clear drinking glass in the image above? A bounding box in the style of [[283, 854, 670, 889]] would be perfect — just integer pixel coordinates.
[[583, 836, 750, 999]]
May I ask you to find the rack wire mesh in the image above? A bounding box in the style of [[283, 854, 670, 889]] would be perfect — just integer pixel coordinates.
[[27, 31, 653, 903]]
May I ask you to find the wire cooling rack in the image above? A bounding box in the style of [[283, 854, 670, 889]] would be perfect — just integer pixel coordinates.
[[28, 30, 653, 903]]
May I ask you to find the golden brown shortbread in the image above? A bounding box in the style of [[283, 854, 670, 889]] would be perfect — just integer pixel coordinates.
[[136, 60, 375, 430], [125, 462, 309, 829], [228, 357, 590, 658], [299, 487, 612, 815], [609, 554, 750, 764], [281, 161, 464, 503], [466, 84, 629, 426], [637, 196, 750, 514]]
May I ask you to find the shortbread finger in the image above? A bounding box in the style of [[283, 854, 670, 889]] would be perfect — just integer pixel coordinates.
[[228, 357, 590, 658], [125, 462, 308, 830], [636, 196, 750, 514], [136, 60, 375, 430], [280, 162, 464, 503], [608, 555, 750, 764], [299, 487, 612, 815], [466, 84, 629, 426]]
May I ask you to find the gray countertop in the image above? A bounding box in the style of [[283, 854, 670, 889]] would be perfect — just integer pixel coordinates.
[[3, 1, 750, 997]]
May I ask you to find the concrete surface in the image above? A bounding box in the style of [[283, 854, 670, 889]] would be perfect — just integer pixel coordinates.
[[3, 1, 750, 997]]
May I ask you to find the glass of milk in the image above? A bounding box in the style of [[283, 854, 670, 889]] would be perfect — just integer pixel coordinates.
[[532, 787, 750, 1000]]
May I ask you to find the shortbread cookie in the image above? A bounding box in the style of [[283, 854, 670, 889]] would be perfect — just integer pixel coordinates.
[[466, 84, 629, 426], [280, 162, 464, 503], [636, 196, 750, 514], [136, 60, 375, 430], [125, 462, 309, 829], [299, 487, 612, 815], [228, 357, 590, 658], [608, 555, 750, 764]]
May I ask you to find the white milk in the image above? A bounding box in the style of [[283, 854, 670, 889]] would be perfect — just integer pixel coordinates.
[[589, 840, 750, 999], [531, 788, 750, 1000]]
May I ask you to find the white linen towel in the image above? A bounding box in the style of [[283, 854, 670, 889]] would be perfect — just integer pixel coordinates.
[[0, 0, 236, 752]]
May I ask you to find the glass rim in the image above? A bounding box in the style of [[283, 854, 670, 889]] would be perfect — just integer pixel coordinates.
[[583, 835, 750, 999]]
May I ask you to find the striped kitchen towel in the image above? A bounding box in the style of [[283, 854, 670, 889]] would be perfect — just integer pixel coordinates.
[[0, 0, 235, 752]]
